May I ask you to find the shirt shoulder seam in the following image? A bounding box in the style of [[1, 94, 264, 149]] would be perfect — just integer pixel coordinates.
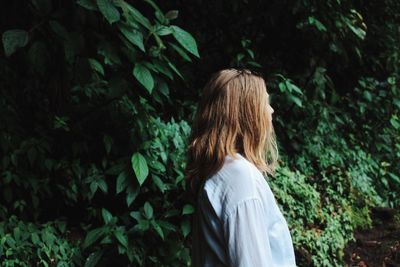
[[223, 196, 263, 223]]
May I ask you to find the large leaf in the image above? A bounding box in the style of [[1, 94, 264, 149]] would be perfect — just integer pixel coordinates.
[[131, 152, 149, 186], [116, 171, 128, 194], [101, 208, 113, 224], [96, 0, 120, 24], [153, 60, 173, 80], [2, 30, 29, 57], [83, 228, 104, 249], [169, 42, 192, 62], [289, 95, 303, 107], [133, 63, 154, 94], [126, 186, 140, 206], [120, 24, 145, 52], [171, 25, 199, 57], [126, 5, 151, 29], [84, 250, 104, 267], [114, 229, 128, 248]]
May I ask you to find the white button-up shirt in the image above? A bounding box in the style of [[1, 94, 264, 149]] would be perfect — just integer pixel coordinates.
[[191, 153, 297, 267]]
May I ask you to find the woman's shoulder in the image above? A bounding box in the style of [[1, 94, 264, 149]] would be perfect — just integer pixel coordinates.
[[221, 152, 265, 189], [203, 153, 264, 217]]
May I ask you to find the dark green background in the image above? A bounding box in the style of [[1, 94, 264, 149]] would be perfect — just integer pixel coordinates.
[[0, 0, 399, 266]]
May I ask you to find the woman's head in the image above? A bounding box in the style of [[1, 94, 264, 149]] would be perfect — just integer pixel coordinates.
[[184, 68, 278, 196]]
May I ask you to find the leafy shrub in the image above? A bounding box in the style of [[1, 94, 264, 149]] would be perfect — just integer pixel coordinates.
[[1, 0, 399, 266], [270, 165, 354, 267], [0, 216, 82, 266]]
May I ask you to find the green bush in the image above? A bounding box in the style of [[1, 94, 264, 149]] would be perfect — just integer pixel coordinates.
[[1, 0, 399, 266], [0, 216, 82, 266], [270, 165, 354, 267]]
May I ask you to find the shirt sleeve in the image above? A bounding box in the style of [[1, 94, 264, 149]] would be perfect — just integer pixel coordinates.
[[223, 197, 274, 267]]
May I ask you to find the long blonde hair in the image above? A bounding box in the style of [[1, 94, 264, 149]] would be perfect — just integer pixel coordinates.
[[184, 68, 279, 197]]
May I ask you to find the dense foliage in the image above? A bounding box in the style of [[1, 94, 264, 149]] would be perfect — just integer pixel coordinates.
[[0, 0, 399, 266]]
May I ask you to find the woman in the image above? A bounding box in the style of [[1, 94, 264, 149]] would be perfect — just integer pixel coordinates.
[[185, 68, 297, 267]]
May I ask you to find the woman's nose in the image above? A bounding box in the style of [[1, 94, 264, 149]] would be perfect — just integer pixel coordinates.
[[269, 105, 274, 114]]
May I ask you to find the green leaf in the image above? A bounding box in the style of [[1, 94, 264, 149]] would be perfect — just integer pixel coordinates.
[[2, 29, 29, 57], [158, 80, 170, 98], [128, 7, 151, 29], [278, 82, 286, 92], [150, 220, 164, 240], [154, 10, 165, 24], [98, 41, 121, 66], [136, 219, 149, 231], [13, 227, 21, 241], [148, 160, 166, 172], [246, 48, 255, 59], [115, 1, 151, 29], [83, 228, 104, 249], [288, 82, 303, 94], [154, 25, 173, 36], [346, 21, 366, 40], [89, 58, 105, 76], [143, 0, 162, 13], [77, 0, 97, 10], [84, 250, 104, 267], [165, 10, 179, 20], [116, 171, 128, 194], [166, 60, 184, 80], [388, 172, 400, 185], [120, 24, 145, 52], [181, 220, 191, 238], [363, 91, 372, 102], [143, 201, 153, 219], [105, 162, 125, 175], [170, 25, 199, 57], [31, 233, 40, 245], [289, 95, 303, 107], [182, 204, 194, 215], [114, 229, 128, 248], [131, 152, 149, 186], [102, 208, 113, 224], [130, 211, 141, 222], [133, 63, 154, 94], [393, 99, 400, 109], [158, 220, 177, 232], [153, 60, 173, 80], [96, 0, 120, 24], [90, 181, 98, 196], [103, 134, 113, 154], [49, 20, 69, 40], [152, 175, 166, 193], [308, 16, 327, 32], [126, 186, 139, 207], [390, 115, 400, 129], [97, 179, 108, 193], [169, 42, 192, 62]]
